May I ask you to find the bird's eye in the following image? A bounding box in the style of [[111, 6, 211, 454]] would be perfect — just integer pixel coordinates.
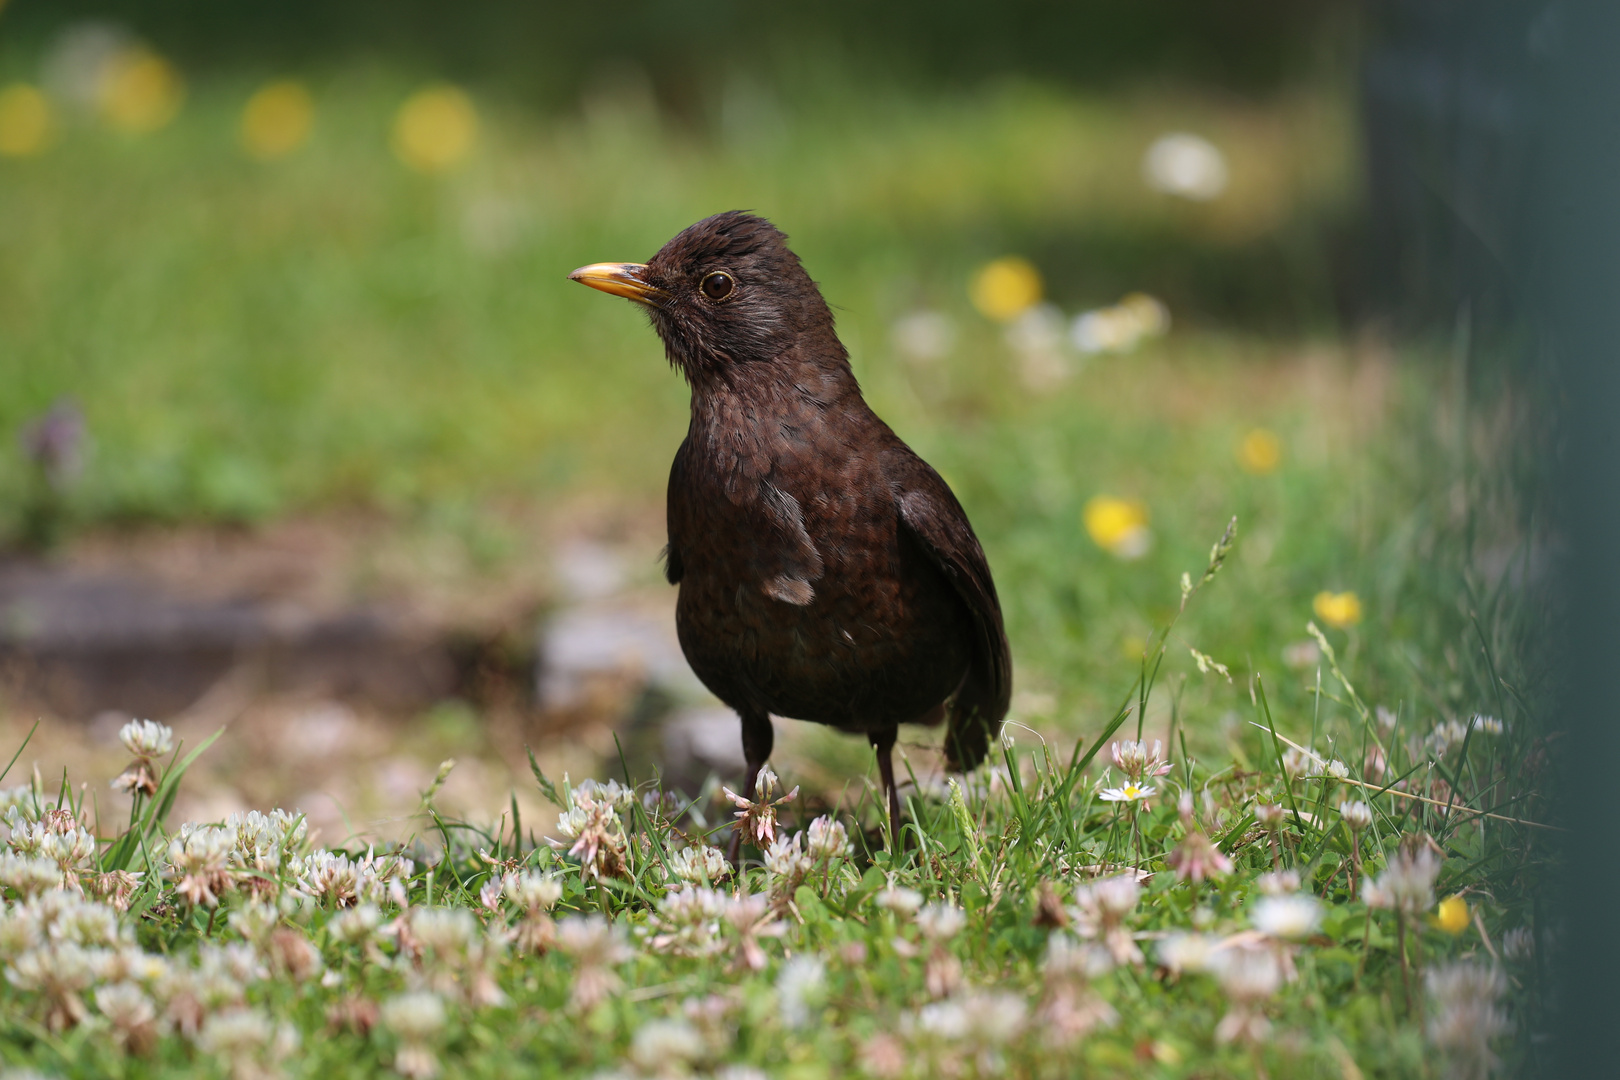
[[700, 272, 735, 300]]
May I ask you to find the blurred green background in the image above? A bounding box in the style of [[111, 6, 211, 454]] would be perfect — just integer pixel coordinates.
[[0, 0, 1539, 823]]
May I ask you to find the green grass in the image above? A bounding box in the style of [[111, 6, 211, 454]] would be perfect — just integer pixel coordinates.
[[0, 513, 1548, 1077], [0, 67, 1349, 523], [0, 63, 1550, 1078]]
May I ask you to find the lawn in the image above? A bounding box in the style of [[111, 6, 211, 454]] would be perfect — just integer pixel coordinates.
[[0, 55, 1548, 1079]]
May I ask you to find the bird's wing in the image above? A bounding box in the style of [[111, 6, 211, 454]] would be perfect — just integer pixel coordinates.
[[893, 459, 1012, 771], [663, 439, 689, 585]]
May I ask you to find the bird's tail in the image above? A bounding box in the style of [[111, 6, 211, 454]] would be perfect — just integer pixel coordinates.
[[944, 646, 1011, 772]]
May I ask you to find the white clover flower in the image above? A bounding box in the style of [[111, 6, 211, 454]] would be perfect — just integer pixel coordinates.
[[628, 1018, 706, 1072], [1501, 927, 1533, 961], [763, 834, 813, 882], [1043, 931, 1114, 981], [0, 853, 62, 897], [557, 915, 634, 1013], [875, 885, 923, 916], [54, 896, 125, 947], [915, 903, 966, 942], [0, 785, 36, 819], [1211, 945, 1283, 1049], [1365, 846, 1442, 915], [200, 941, 267, 988], [8, 941, 99, 1030], [477, 877, 503, 914], [1426, 961, 1509, 1079], [553, 798, 627, 880], [646, 886, 727, 958], [95, 980, 156, 1032], [667, 844, 731, 885], [227, 901, 279, 946], [573, 778, 636, 811], [723, 765, 799, 848], [1252, 894, 1322, 940], [1280, 748, 1310, 779], [1157, 932, 1221, 974], [93, 944, 168, 984], [1469, 714, 1504, 736], [1427, 719, 1470, 757], [1165, 830, 1233, 884], [1082, 874, 1141, 918], [723, 892, 785, 973], [1072, 874, 1142, 967], [1322, 760, 1350, 780], [1109, 740, 1172, 782], [914, 990, 1027, 1062], [806, 815, 851, 861], [777, 955, 827, 1030], [119, 719, 173, 760], [1256, 869, 1300, 896], [1253, 803, 1287, 830], [0, 909, 44, 957], [382, 990, 448, 1080], [1209, 941, 1283, 1003], [197, 1005, 273, 1054], [330, 903, 383, 945], [1339, 799, 1373, 832], [412, 907, 479, 957], [167, 826, 237, 908], [503, 870, 564, 911], [225, 809, 306, 874], [382, 990, 448, 1040]]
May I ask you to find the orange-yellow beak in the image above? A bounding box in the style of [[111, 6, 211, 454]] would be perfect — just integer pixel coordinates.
[[568, 262, 666, 305]]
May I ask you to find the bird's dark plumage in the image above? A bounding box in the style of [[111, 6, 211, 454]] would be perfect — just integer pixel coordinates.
[[570, 212, 1011, 847]]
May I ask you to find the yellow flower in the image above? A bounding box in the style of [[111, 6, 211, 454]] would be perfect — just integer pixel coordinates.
[[392, 84, 477, 174], [1237, 428, 1282, 474], [0, 84, 52, 157], [1083, 496, 1151, 559], [240, 80, 314, 160], [1434, 894, 1470, 935], [970, 257, 1042, 322], [1313, 591, 1362, 629], [99, 48, 184, 133]]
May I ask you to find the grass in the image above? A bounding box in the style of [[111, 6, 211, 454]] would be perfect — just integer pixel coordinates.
[[0, 507, 1547, 1078], [0, 59, 1551, 1078]]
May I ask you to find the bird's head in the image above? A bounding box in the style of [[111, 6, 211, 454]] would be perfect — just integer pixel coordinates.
[[569, 211, 843, 386]]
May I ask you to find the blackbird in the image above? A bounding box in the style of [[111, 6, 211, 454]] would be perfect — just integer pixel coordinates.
[[570, 211, 1011, 848]]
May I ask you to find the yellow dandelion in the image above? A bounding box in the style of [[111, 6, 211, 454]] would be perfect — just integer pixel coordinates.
[[1237, 428, 1282, 474], [970, 256, 1042, 322], [1434, 894, 1470, 935], [1083, 495, 1152, 560], [0, 84, 53, 158], [240, 80, 314, 160], [392, 84, 477, 174], [98, 47, 184, 134], [1313, 591, 1362, 629]]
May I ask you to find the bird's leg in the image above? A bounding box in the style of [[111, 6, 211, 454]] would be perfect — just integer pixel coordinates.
[[728, 709, 775, 863], [869, 728, 903, 851]]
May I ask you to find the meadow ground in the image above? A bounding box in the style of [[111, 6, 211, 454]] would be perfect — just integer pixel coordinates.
[[0, 65, 1550, 1077]]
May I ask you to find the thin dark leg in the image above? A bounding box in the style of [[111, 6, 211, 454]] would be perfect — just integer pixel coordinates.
[[729, 709, 774, 862], [870, 728, 903, 851]]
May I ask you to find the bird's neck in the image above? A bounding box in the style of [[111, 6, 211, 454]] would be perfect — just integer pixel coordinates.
[[685, 350, 873, 465]]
